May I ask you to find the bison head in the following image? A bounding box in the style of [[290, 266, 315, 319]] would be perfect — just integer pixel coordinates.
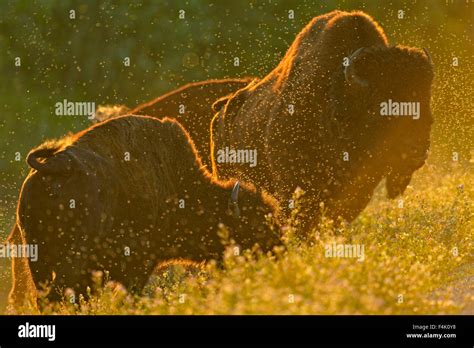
[[337, 45, 434, 198], [18, 144, 115, 302], [217, 181, 281, 254]]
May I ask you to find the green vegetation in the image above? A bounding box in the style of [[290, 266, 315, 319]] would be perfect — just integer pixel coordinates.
[[26, 164, 474, 314], [0, 1, 472, 314]]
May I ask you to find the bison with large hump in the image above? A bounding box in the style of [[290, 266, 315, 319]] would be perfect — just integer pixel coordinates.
[[8, 115, 280, 308], [211, 10, 434, 233], [95, 78, 255, 170]]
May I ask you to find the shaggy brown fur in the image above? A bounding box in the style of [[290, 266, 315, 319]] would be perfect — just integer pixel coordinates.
[[211, 11, 434, 232], [10, 115, 280, 307], [95, 78, 254, 170]]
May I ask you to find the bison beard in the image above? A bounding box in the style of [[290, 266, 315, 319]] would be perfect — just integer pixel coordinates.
[[211, 10, 434, 233], [95, 78, 254, 170], [10, 115, 280, 307]]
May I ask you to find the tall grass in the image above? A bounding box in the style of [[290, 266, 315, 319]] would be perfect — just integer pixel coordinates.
[[30, 163, 472, 315], [0, 0, 472, 315]]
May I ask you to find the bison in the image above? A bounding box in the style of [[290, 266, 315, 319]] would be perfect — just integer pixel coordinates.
[[8, 115, 280, 309], [210, 10, 434, 233], [96, 78, 255, 169]]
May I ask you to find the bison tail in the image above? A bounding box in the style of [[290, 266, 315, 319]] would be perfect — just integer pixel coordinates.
[[26, 144, 76, 174]]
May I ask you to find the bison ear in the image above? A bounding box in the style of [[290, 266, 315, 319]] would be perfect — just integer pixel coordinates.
[[386, 172, 412, 199]]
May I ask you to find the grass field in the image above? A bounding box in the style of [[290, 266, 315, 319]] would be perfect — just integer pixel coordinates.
[[3, 161, 470, 315], [0, 1, 472, 316]]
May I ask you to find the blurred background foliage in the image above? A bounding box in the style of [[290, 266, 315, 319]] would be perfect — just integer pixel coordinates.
[[0, 0, 472, 234]]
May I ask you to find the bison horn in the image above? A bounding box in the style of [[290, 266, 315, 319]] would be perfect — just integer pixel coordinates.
[[422, 48, 433, 65], [228, 181, 241, 218], [344, 47, 369, 87], [231, 181, 240, 203]]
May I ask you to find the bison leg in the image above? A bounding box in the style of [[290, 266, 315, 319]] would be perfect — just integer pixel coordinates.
[[6, 223, 38, 314]]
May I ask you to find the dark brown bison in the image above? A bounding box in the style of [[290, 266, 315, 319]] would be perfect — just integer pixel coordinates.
[[211, 10, 434, 233], [9, 115, 280, 308], [96, 78, 254, 169]]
